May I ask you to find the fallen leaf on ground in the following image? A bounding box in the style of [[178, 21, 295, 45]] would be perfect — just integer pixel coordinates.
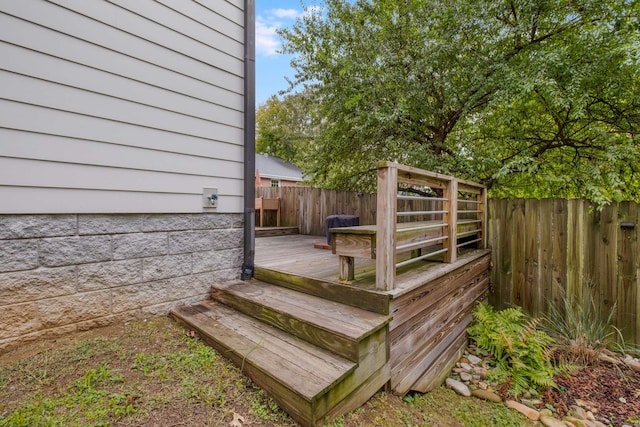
[[229, 412, 245, 427]]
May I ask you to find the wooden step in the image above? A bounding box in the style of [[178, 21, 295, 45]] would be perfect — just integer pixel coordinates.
[[171, 300, 390, 427], [210, 279, 390, 362]]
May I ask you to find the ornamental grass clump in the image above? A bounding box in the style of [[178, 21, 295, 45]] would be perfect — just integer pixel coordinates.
[[467, 302, 561, 398], [541, 280, 624, 366]]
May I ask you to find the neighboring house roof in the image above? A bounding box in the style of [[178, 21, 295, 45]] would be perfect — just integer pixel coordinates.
[[255, 153, 303, 182]]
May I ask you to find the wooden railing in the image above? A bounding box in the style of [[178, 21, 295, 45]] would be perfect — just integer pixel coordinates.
[[375, 162, 486, 290]]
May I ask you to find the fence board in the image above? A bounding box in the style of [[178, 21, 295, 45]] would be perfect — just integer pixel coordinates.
[[489, 199, 640, 345]]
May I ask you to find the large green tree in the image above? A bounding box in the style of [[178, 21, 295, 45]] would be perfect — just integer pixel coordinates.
[[279, 0, 640, 202], [255, 91, 318, 167]]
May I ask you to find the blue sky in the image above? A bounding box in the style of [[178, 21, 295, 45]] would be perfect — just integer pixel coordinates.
[[255, 1, 320, 105]]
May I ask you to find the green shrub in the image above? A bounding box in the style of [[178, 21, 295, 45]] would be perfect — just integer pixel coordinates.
[[467, 303, 559, 397]]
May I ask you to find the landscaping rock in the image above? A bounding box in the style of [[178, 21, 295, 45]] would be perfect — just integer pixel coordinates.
[[506, 400, 540, 421], [540, 415, 567, 427], [460, 372, 472, 382], [459, 362, 473, 372], [446, 378, 471, 397], [564, 415, 589, 426], [473, 366, 488, 378], [539, 409, 553, 417], [522, 398, 543, 408], [467, 354, 482, 365], [471, 389, 502, 403]]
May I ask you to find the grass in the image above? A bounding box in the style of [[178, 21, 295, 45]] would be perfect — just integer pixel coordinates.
[[0, 317, 536, 427]]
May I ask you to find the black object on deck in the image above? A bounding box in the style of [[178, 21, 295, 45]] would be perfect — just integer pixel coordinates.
[[325, 214, 359, 244]]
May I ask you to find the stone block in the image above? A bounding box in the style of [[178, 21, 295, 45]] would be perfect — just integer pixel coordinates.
[[191, 213, 232, 230], [142, 254, 192, 281], [0, 266, 77, 305], [79, 214, 143, 235], [231, 214, 244, 228], [210, 229, 244, 250], [111, 282, 160, 314], [40, 235, 112, 267], [0, 290, 111, 339], [0, 239, 39, 272], [168, 231, 213, 254], [0, 214, 76, 239], [77, 259, 142, 291], [142, 214, 192, 232], [192, 248, 243, 273], [112, 233, 167, 260]]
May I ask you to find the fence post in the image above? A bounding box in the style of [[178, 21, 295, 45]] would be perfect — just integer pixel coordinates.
[[376, 162, 398, 290], [443, 178, 458, 263]]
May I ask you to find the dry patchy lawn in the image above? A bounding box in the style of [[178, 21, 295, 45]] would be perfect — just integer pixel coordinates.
[[0, 317, 533, 427]]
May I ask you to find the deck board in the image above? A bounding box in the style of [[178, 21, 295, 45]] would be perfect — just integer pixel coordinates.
[[255, 234, 488, 295], [172, 301, 356, 400]]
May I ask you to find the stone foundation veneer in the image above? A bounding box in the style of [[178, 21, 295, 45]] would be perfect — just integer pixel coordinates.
[[0, 213, 244, 352]]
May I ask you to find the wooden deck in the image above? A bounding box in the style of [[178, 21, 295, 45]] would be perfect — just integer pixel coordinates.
[[176, 164, 489, 426], [255, 234, 485, 297]]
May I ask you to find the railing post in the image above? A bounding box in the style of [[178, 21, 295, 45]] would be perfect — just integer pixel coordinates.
[[376, 162, 398, 290], [443, 178, 458, 263], [479, 187, 487, 248]]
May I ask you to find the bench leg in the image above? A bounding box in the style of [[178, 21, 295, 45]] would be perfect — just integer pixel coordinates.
[[339, 255, 355, 284]]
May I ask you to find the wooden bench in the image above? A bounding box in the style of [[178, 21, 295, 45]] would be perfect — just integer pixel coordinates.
[[255, 197, 280, 227], [330, 221, 478, 283]]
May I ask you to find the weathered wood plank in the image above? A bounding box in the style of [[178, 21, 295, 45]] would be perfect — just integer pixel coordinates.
[[617, 202, 638, 342], [511, 199, 526, 307], [376, 164, 398, 290], [253, 265, 390, 315], [210, 280, 389, 361], [390, 278, 488, 388], [318, 363, 390, 425], [314, 327, 389, 422], [525, 199, 542, 316], [256, 226, 299, 237], [411, 328, 467, 393], [389, 255, 490, 331]]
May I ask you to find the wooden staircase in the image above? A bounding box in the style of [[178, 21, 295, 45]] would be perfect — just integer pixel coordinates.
[[171, 278, 391, 427]]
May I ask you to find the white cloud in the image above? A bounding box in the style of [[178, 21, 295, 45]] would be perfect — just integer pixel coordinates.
[[256, 18, 281, 56], [255, 8, 302, 56], [270, 8, 300, 19]]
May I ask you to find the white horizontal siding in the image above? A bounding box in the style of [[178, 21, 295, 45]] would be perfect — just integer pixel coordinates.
[[0, 42, 243, 127], [0, 0, 247, 214], [2, 72, 243, 143], [157, 0, 243, 42], [0, 130, 244, 180], [0, 158, 243, 196], [0, 15, 243, 110], [0, 187, 243, 214], [0, 101, 244, 162], [195, 0, 244, 27], [50, 0, 244, 76]]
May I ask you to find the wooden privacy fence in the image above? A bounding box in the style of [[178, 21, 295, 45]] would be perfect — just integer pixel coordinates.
[[255, 186, 377, 234], [488, 199, 639, 345]]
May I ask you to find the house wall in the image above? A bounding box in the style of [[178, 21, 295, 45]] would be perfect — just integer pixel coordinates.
[[256, 177, 300, 187], [0, 0, 245, 213], [0, 0, 249, 351]]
